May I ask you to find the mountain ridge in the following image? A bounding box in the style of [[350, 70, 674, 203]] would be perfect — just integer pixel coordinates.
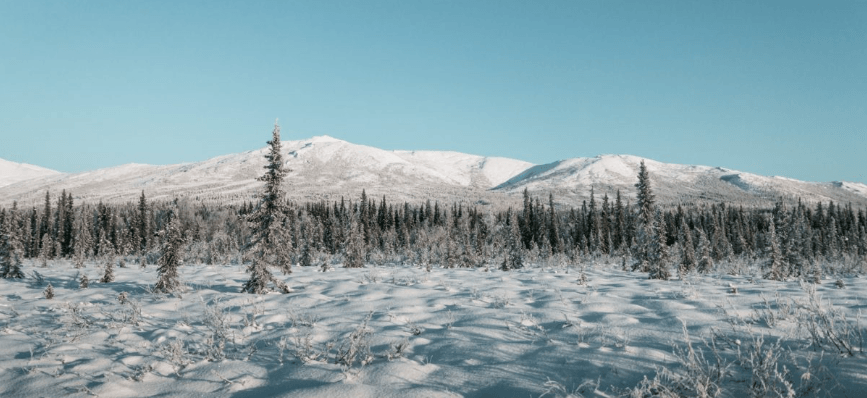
[[1, 135, 866, 208]]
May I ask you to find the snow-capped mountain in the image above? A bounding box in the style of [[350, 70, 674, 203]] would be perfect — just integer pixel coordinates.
[[494, 154, 867, 207], [1, 136, 866, 208], [0, 136, 532, 206], [0, 158, 61, 189]]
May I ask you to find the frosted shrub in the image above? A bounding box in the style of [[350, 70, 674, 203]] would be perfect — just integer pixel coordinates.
[[798, 285, 864, 357], [333, 312, 374, 370], [43, 283, 54, 299]]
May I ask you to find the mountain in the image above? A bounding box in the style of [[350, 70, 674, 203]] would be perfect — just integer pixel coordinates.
[[1, 136, 866, 208], [0, 158, 61, 189], [494, 154, 867, 207], [0, 136, 533, 207]]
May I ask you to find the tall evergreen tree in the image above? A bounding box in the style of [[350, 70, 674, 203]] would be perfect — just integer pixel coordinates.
[[547, 194, 561, 253], [345, 209, 366, 268], [39, 191, 51, 255], [765, 217, 786, 281], [678, 217, 696, 276], [155, 210, 185, 293], [242, 121, 291, 294], [502, 210, 523, 271], [139, 191, 150, 254], [0, 209, 25, 279], [633, 160, 669, 279]]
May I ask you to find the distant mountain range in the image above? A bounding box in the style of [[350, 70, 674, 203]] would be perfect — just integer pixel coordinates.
[[1, 135, 866, 208]]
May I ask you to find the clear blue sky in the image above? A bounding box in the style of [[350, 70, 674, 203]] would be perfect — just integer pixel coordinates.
[[1, 1, 865, 183]]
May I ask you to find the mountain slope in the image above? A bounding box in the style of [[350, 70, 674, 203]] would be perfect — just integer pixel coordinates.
[[494, 154, 867, 207], [1, 138, 865, 208], [0, 158, 61, 188], [0, 136, 532, 206]]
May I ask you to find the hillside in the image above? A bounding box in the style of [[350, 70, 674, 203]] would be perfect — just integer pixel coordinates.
[[1, 136, 866, 208]]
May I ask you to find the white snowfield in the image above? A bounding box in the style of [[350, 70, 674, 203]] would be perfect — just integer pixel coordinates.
[[1, 261, 865, 397], [1, 136, 866, 207], [0, 158, 60, 189]]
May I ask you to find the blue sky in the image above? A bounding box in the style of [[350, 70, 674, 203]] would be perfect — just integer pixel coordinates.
[[1, 1, 865, 183]]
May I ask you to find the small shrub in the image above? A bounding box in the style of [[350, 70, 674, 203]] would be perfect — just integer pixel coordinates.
[[44, 283, 54, 299]]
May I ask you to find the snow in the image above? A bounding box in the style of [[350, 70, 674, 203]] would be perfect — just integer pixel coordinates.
[[2, 139, 867, 208], [0, 158, 61, 188], [2, 261, 866, 397], [392, 150, 533, 187]]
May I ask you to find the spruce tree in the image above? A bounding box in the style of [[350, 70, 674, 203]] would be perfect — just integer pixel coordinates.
[[138, 191, 150, 254], [155, 211, 185, 293], [547, 194, 560, 253], [633, 160, 669, 279], [242, 121, 291, 294], [0, 209, 25, 279], [678, 217, 696, 276], [100, 258, 115, 283], [502, 210, 523, 271], [765, 217, 786, 281], [344, 209, 366, 268], [696, 229, 713, 273]]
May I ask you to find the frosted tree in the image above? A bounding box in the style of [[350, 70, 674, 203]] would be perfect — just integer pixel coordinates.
[[44, 282, 54, 299], [154, 211, 185, 293], [547, 194, 561, 253], [0, 209, 25, 279], [344, 210, 366, 268], [765, 217, 786, 281], [72, 209, 92, 268], [100, 258, 115, 283], [633, 160, 669, 279], [242, 120, 291, 294], [678, 217, 696, 276], [502, 210, 523, 271], [138, 191, 150, 254], [696, 228, 713, 273]]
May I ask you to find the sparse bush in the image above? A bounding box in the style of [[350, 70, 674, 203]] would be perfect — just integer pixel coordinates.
[[333, 312, 374, 370], [798, 284, 864, 357], [201, 298, 231, 361]]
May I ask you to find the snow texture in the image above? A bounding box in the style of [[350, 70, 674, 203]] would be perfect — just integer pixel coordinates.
[[1, 261, 866, 397]]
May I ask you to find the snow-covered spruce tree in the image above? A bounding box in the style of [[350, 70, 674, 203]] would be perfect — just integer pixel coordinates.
[[72, 209, 92, 269], [696, 228, 713, 273], [79, 273, 89, 288], [100, 258, 115, 283], [344, 209, 366, 268], [678, 217, 696, 276], [242, 121, 291, 294], [1, 209, 25, 279], [765, 217, 786, 281], [502, 209, 523, 271], [98, 228, 116, 283], [633, 160, 669, 279], [154, 210, 185, 293]]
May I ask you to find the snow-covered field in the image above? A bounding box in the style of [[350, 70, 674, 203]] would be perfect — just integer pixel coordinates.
[[2, 261, 866, 397]]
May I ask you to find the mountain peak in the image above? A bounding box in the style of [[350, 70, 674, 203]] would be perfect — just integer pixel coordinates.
[[0, 158, 62, 189], [306, 135, 342, 143]]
